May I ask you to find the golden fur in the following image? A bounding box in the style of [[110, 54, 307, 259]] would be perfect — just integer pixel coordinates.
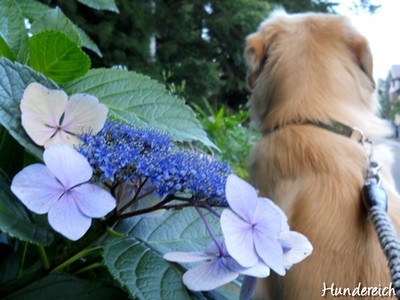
[[245, 10, 400, 299]]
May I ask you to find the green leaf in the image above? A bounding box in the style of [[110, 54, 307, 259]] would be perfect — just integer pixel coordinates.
[[0, 126, 24, 178], [104, 209, 235, 300], [28, 31, 91, 84], [76, 26, 102, 57], [0, 170, 53, 245], [0, 35, 15, 61], [30, 7, 81, 46], [76, 0, 119, 13], [3, 273, 127, 300], [14, 0, 50, 21], [62, 69, 215, 147], [0, 0, 29, 62], [0, 57, 58, 159], [104, 237, 192, 300]]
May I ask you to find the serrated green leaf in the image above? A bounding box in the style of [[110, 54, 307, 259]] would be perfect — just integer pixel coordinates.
[[0, 35, 15, 61], [76, 26, 102, 57], [3, 273, 127, 300], [30, 7, 81, 46], [103, 208, 232, 300], [0, 57, 58, 159], [0, 126, 24, 177], [62, 69, 215, 147], [0, 171, 54, 245], [14, 0, 50, 21], [104, 237, 192, 300], [76, 0, 119, 12], [28, 31, 91, 84], [0, 0, 29, 62]]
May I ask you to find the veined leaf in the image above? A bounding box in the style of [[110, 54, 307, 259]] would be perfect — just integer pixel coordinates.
[[0, 0, 29, 63], [3, 273, 127, 300], [0, 170, 53, 245], [0, 57, 58, 159], [62, 69, 215, 147], [14, 0, 50, 21], [30, 7, 81, 46], [76, 26, 102, 57], [28, 31, 91, 84], [76, 0, 119, 13], [103, 208, 237, 299]]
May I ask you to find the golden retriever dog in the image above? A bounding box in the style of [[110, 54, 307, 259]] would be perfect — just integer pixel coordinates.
[[245, 9, 400, 299]]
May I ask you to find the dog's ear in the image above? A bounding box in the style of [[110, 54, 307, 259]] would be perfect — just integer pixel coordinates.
[[350, 34, 375, 88], [245, 33, 269, 89]]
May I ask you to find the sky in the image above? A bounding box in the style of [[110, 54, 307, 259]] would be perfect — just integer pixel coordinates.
[[335, 0, 400, 80]]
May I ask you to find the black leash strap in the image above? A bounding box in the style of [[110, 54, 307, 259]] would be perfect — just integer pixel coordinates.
[[362, 161, 400, 299]]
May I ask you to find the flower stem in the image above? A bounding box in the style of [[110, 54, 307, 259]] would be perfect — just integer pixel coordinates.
[[17, 242, 29, 278], [106, 226, 124, 238], [37, 245, 49, 270], [193, 204, 222, 254], [51, 246, 102, 273], [74, 262, 103, 275]]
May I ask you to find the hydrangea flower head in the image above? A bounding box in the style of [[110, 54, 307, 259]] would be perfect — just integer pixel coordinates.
[[11, 144, 116, 240], [79, 119, 232, 205], [221, 174, 312, 275], [20, 82, 108, 148], [164, 239, 270, 291]]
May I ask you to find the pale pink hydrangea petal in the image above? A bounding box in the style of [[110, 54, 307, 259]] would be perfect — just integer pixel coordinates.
[[10, 164, 64, 214], [281, 231, 313, 269], [20, 83, 68, 146], [182, 259, 239, 291], [220, 209, 258, 267], [48, 194, 91, 241], [62, 93, 108, 136], [43, 144, 92, 189], [72, 183, 116, 218], [225, 174, 259, 223], [43, 129, 81, 149]]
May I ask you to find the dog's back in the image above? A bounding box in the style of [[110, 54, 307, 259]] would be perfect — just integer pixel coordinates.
[[245, 10, 400, 299]]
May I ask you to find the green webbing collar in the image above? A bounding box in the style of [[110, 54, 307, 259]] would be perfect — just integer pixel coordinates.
[[265, 120, 356, 139]]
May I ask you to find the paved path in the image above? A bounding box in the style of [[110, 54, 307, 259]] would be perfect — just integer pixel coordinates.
[[378, 139, 400, 192]]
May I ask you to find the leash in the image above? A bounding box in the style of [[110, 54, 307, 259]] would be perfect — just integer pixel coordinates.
[[267, 121, 400, 297], [363, 159, 400, 299]]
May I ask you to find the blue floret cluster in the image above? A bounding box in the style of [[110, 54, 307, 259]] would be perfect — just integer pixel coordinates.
[[79, 119, 232, 205]]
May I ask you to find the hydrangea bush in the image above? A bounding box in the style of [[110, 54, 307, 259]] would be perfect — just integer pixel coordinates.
[[0, 1, 312, 299]]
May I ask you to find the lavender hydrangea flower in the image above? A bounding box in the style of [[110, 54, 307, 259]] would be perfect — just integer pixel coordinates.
[[11, 144, 116, 240], [220, 174, 312, 275], [164, 239, 270, 291], [20, 82, 108, 148]]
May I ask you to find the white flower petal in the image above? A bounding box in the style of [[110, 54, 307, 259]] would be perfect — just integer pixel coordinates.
[[72, 183, 116, 218], [11, 164, 64, 214], [220, 209, 259, 267], [225, 174, 259, 223], [281, 231, 313, 269], [183, 259, 239, 291], [44, 129, 81, 148], [20, 83, 68, 146], [62, 93, 108, 136], [43, 144, 92, 189], [48, 193, 91, 241], [164, 251, 215, 263]]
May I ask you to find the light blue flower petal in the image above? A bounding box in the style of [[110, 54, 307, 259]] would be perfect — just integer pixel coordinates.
[[225, 256, 270, 278], [71, 183, 116, 218], [183, 259, 239, 291], [225, 174, 259, 223], [164, 251, 215, 263], [48, 193, 91, 241], [253, 228, 285, 276], [220, 209, 258, 267], [258, 197, 290, 231], [11, 164, 64, 214], [281, 231, 313, 269], [43, 144, 92, 189]]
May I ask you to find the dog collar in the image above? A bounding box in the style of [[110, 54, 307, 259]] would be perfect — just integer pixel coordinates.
[[266, 120, 365, 142]]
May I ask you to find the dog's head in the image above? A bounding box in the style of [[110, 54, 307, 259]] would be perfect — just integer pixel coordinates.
[[245, 10, 379, 133]]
